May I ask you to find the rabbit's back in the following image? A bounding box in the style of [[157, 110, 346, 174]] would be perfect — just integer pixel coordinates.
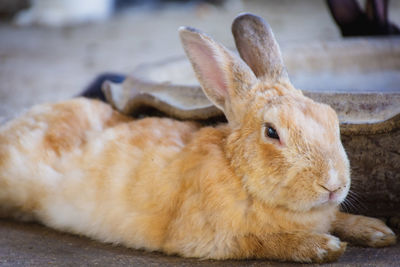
[[0, 97, 200, 248]]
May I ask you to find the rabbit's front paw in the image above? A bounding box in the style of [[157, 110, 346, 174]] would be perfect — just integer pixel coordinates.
[[353, 216, 396, 247], [309, 234, 347, 263], [334, 212, 397, 247]]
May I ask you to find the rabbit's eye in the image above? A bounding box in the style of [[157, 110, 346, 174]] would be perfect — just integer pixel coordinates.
[[265, 126, 279, 140]]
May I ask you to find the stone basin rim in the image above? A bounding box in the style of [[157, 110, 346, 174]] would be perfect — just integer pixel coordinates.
[[103, 76, 400, 136]]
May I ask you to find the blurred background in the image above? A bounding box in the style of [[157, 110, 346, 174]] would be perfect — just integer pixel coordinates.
[[0, 0, 399, 123]]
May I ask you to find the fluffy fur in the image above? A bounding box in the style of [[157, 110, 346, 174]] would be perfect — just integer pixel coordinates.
[[0, 13, 396, 263]]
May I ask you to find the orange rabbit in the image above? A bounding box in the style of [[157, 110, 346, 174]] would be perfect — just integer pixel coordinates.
[[0, 13, 395, 263]]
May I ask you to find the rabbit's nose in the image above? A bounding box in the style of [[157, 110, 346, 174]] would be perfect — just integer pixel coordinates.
[[318, 183, 342, 193], [319, 167, 343, 193], [318, 183, 343, 202]]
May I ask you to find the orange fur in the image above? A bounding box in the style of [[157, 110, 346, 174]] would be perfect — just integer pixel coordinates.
[[0, 13, 396, 263]]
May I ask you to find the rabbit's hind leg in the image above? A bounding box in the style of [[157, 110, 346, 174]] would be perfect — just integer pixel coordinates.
[[0, 104, 64, 222], [0, 137, 46, 222], [0, 98, 128, 222]]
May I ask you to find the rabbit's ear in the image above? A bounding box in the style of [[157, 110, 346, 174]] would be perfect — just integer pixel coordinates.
[[179, 26, 257, 124], [232, 13, 289, 83]]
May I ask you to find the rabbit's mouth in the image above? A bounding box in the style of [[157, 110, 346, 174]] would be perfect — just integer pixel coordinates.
[[325, 191, 344, 204]]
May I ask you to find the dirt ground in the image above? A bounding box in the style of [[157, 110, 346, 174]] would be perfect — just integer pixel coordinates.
[[1, 0, 400, 266]]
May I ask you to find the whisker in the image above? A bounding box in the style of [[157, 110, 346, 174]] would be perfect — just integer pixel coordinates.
[[345, 194, 366, 212], [348, 189, 363, 198], [343, 197, 361, 213], [340, 201, 349, 213], [347, 190, 367, 210], [347, 200, 359, 212]]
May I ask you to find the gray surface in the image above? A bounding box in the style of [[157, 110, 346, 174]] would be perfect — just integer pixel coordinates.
[[1, 0, 400, 123], [0, 219, 399, 266]]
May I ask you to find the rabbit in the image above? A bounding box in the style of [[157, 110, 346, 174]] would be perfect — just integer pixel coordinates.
[[0, 13, 396, 263]]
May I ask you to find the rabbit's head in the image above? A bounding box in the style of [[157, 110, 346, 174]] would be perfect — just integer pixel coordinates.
[[179, 13, 350, 212]]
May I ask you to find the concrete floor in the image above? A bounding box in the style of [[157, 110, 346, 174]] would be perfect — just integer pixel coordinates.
[[0, 0, 400, 265], [0, 219, 399, 267]]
